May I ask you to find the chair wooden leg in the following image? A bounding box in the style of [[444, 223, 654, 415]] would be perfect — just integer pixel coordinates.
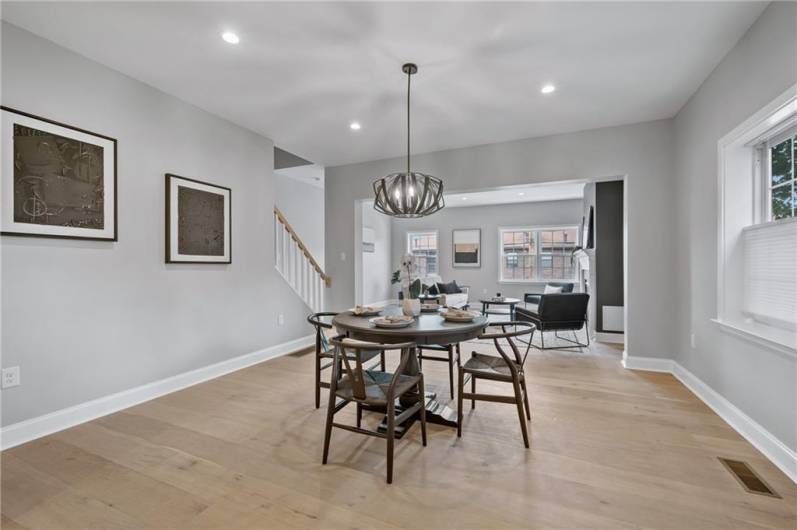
[[380, 351, 386, 371], [457, 367, 464, 438], [356, 402, 362, 428], [512, 378, 530, 448], [448, 345, 454, 399], [470, 356, 476, 410], [418, 349, 423, 370], [314, 354, 321, 409], [418, 376, 427, 447], [322, 388, 337, 464], [520, 376, 531, 420], [386, 401, 395, 484]]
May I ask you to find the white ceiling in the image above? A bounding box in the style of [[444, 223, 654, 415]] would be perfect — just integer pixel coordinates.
[[1, 2, 765, 167], [445, 181, 585, 208], [274, 164, 325, 189]]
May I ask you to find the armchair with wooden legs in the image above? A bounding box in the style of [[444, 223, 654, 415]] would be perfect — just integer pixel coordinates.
[[307, 312, 385, 408], [457, 322, 535, 447], [322, 337, 427, 484]]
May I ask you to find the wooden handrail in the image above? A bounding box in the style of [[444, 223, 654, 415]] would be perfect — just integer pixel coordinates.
[[274, 206, 331, 287]]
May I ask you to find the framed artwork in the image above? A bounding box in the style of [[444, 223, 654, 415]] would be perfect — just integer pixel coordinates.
[[453, 228, 481, 267], [165, 173, 231, 264], [1, 106, 117, 240]]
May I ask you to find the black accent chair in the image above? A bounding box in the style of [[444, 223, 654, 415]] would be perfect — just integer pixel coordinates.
[[515, 293, 590, 350], [307, 312, 385, 408], [523, 282, 574, 306]]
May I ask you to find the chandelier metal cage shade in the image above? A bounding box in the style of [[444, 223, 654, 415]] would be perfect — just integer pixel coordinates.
[[373, 172, 445, 218], [372, 63, 445, 218]]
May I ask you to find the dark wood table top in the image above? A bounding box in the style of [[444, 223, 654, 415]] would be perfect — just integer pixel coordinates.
[[332, 305, 488, 345], [480, 297, 521, 304]]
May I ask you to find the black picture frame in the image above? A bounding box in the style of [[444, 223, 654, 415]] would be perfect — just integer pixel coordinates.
[[1, 106, 118, 241], [165, 173, 232, 264]]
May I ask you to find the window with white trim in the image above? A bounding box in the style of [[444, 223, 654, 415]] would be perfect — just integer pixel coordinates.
[[407, 231, 438, 276], [716, 90, 797, 353], [500, 227, 578, 282]]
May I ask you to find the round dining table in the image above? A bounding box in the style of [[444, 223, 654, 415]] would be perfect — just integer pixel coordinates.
[[332, 305, 488, 436]]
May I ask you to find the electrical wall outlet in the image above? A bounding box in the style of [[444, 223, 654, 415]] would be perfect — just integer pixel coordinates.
[[340, 252, 346, 261], [278, 313, 285, 326], [2, 366, 20, 389], [690, 333, 696, 349]]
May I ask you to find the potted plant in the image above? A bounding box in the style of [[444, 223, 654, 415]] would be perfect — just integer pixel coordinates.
[[392, 254, 422, 316]]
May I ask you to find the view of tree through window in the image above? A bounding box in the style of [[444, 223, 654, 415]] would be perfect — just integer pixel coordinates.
[[407, 231, 438, 276], [500, 227, 577, 281], [770, 133, 796, 220]]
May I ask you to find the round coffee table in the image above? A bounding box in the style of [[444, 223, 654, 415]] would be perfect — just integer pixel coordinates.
[[480, 297, 521, 320]]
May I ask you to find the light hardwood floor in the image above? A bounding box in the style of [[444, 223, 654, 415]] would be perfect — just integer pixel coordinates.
[[2, 339, 795, 529]]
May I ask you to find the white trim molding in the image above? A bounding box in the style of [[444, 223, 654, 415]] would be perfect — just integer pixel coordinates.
[[624, 355, 797, 484], [596, 332, 625, 344], [0, 334, 314, 451]]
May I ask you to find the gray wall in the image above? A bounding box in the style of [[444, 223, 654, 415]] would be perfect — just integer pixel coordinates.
[[275, 172, 325, 267], [327, 119, 676, 361], [390, 199, 583, 301], [360, 201, 393, 304], [673, 2, 797, 451], [0, 23, 310, 426]]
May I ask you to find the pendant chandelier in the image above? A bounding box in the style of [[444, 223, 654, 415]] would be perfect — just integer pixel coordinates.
[[373, 63, 445, 218]]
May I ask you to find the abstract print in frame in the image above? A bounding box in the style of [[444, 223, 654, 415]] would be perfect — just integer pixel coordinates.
[[1, 106, 117, 240], [453, 228, 481, 267], [165, 173, 231, 264]]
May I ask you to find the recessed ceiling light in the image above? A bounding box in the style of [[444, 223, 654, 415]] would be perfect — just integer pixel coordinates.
[[350, 122, 361, 130], [221, 32, 240, 45], [541, 84, 556, 94], [461, 197, 468, 201], [518, 192, 525, 196]]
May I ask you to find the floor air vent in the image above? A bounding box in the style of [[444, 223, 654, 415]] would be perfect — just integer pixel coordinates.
[[718, 458, 780, 498]]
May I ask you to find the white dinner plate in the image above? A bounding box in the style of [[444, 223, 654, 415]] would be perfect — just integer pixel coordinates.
[[370, 317, 414, 328]]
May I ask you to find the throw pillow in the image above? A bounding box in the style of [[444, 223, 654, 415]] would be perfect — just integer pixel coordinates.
[[437, 281, 462, 294], [428, 283, 440, 295], [544, 284, 563, 294]]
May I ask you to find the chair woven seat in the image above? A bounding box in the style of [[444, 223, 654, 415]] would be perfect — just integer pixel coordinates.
[[319, 348, 381, 362], [335, 370, 419, 404], [462, 352, 521, 380]]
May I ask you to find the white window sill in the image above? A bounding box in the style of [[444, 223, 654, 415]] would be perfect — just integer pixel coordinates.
[[711, 318, 797, 358]]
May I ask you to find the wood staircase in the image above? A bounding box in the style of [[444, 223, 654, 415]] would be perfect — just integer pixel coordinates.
[[273, 206, 330, 312]]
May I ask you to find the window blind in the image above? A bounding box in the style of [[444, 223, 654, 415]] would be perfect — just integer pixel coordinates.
[[743, 218, 797, 329]]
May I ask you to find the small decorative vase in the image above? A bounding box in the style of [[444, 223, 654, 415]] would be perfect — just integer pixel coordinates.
[[402, 298, 421, 317]]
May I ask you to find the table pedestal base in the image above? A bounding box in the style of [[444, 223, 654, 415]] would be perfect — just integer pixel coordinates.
[[369, 391, 458, 439]]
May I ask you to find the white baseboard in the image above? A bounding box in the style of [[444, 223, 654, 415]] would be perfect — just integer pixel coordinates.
[[624, 355, 797, 484], [0, 334, 314, 451], [621, 354, 673, 372], [596, 332, 625, 344]]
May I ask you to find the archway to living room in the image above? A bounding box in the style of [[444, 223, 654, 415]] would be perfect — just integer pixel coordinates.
[[352, 175, 628, 353]]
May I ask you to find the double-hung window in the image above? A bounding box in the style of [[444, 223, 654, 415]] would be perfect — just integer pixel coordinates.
[[407, 230, 438, 276], [500, 227, 578, 282], [743, 124, 797, 332], [717, 92, 797, 353]]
